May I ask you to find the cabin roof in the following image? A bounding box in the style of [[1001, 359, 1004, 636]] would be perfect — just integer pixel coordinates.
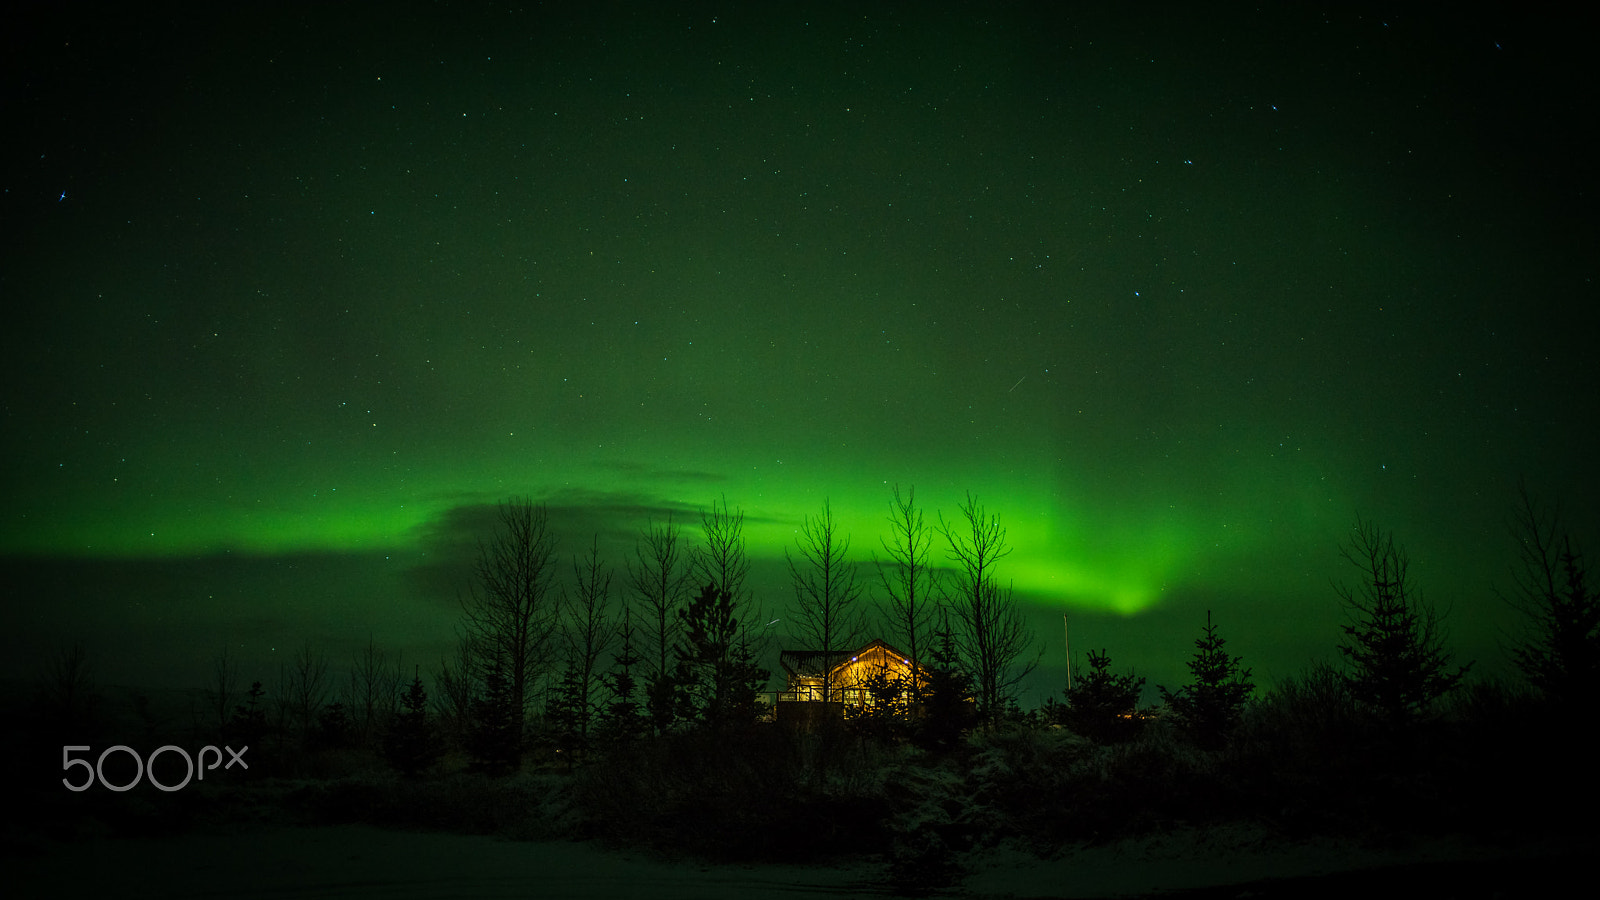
[[779, 638, 914, 677]]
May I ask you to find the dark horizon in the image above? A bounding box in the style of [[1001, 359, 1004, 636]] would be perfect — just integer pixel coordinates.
[[0, 482, 1573, 705]]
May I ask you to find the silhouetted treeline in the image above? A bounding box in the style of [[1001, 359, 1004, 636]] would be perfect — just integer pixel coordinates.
[[15, 484, 1596, 882]]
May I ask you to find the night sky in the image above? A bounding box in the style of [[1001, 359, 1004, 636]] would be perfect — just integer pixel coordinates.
[[4, 3, 1595, 701]]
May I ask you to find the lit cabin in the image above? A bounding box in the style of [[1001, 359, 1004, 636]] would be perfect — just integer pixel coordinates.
[[776, 639, 924, 727]]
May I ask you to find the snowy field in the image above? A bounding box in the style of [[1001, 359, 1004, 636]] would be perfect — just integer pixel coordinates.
[[10, 825, 882, 899], [9, 823, 1590, 899]]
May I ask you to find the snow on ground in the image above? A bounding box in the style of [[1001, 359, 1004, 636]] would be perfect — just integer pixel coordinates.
[[963, 824, 1593, 899], [9, 825, 884, 900], [9, 822, 1593, 899]]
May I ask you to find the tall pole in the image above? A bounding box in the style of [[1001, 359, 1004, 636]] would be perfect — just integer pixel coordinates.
[[1063, 612, 1072, 694]]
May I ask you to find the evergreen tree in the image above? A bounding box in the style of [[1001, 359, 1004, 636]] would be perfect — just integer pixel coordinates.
[[1515, 538, 1599, 704], [673, 582, 769, 731], [228, 680, 268, 748], [385, 671, 441, 777], [645, 669, 679, 735], [845, 662, 911, 741], [1506, 487, 1600, 706], [1060, 650, 1146, 743], [1158, 611, 1254, 748], [597, 604, 648, 744], [313, 700, 355, 750], [1336, 518, 1471, 727], [545, 661, 590, 765], [724, 638, 770, 726], [466, 655, 522, 775], [915, 613, 976, 752]]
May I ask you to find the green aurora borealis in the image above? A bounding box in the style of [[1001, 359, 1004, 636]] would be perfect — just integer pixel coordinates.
[[3, 4, 1595, 697]]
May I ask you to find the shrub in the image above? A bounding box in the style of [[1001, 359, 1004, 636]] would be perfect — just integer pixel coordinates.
[[574, 725, 883, 861]]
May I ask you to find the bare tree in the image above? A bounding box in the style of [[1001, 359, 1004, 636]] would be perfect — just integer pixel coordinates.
[[288, 641, 330, 743], [207, 645, 239, 735], [690, 495, 768, 660], [35, 642, 102, 738], [627, 515, 690, 681], [940, 492, 1038, 727], [877, 484, 941, 697], [1335, 517, 1471, 727], [1504, 484, 1598, 704], [681, 496, 771, 721], [562, 535, 617, 741], [460, 498, 563, 728], [787, 499, 868, 704], [347, 636, 401, 748], [691, 495, 752, 606], [433, 636, 477, 747], [269, 660, 295, 752]]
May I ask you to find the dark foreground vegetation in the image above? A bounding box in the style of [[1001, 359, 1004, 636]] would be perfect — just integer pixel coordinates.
[[9, 671, 1594, 895], [8, 484, 1596, 895]]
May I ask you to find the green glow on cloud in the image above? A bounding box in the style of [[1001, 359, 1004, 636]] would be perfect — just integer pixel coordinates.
[[5, 438, 1234, 619]]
